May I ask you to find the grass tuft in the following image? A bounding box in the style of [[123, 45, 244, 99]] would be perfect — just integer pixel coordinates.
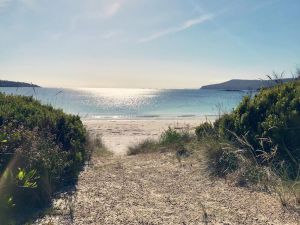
[[127, 127, 193, 155], [127, 139, 158, 155], [85, 134, 112, 158]]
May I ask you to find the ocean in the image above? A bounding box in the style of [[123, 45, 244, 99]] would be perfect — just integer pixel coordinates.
[[0, 87, 248, 119]]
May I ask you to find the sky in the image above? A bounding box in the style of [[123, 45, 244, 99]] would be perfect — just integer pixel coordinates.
[[0, 0, 299, 88]]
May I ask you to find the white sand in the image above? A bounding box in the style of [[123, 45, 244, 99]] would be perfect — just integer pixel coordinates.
[[83, 118, 213, 155]]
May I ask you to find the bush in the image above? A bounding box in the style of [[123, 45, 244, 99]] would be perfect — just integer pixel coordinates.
[[0, 93, 87, 224], [205, 140, 240, 177], [203, 137, 281, 191], [215, 81, 300, 178], [236, 165, 271, 187], [195, 122, 215, 140], [160, 127, 190, 146]]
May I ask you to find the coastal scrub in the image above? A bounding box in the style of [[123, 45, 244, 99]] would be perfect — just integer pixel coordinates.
[[0, 93, 89, 224]]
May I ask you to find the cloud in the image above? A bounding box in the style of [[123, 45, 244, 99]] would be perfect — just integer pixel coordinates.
[[70, 1, 124, 31], [104, 2, 121, 17], [138, 14, 215, 43], [88, 2, 123, 19]]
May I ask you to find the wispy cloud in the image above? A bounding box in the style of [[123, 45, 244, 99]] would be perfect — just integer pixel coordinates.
[[138, 14, 215, 43], [87, 1, 123, 19], [70, 1, 124, 31], [104, 2, 122, 17]]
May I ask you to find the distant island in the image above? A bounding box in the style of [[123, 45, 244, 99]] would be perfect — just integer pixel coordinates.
[[201, 78, 293, 91], [0, 80, 40, 87]]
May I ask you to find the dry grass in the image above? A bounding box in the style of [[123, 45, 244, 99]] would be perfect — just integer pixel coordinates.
[[85, 133, 112, 158], [127, 127, 193, 156], [128, 129, 300, 211], [197, 133, 300, 211], [127, 139, 159, 155]]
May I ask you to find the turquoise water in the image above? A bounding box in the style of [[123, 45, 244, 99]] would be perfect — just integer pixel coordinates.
[[0, 87, 247, 119]]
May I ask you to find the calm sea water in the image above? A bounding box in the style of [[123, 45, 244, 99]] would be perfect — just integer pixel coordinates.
[[0, 87, 247, 119]]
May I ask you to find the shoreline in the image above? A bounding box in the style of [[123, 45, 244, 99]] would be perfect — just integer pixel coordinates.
[[81, 115, 219, 121], [83, 118, 212, 155]]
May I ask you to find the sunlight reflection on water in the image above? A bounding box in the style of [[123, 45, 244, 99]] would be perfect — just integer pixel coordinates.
[[78, 88, 161, 108], [0, 87, 246, 119]]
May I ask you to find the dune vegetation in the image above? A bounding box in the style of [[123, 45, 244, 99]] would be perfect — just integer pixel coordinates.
[[213, 80, 300, 178], [129, 79, 300, 210], [0, 93, 91, 224]]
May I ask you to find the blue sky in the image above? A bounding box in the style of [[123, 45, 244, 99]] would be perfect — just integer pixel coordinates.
[[0, 0, 299, 88]]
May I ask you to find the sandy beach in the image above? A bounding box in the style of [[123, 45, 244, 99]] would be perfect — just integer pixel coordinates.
[[83, 118, 211, 155]]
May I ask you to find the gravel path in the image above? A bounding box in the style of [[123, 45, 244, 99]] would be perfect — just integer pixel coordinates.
[[34, 153, 299, 225]]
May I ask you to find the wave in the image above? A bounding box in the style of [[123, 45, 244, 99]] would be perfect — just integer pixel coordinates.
[[81, 114, 219, 120]]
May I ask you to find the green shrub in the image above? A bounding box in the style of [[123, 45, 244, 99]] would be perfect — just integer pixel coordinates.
[[195, 122, 215, 140], [214, 114, 235, 139], [215, 81, 300, 178], [236, 165, 270, 187], [0, 93, 87, 224], [203, 137, 281, 191], [160, 127, 190, 146], [205, 141, 240, 177]]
